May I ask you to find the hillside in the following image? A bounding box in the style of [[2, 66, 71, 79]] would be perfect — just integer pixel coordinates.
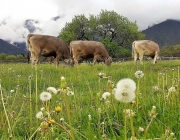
[[142, 19, 180, 48], [0, 39, 27, 55]]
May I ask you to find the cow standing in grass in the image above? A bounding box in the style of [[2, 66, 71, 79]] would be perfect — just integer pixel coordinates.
[[69, 40, 112, 66], [132, 40, 160, 64], [26, 34, 71, 66]]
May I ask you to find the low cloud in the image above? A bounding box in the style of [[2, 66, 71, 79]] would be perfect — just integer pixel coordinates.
[[1, 0, 180, 42]]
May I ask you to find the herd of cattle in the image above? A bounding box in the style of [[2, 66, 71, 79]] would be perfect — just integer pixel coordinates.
[[26, 34, 160, 66]]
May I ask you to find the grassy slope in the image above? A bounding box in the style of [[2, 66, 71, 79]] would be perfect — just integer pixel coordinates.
[[0, 60, 179, 139]]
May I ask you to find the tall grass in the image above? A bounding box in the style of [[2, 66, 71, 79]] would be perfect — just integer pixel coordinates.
[[0, 60, 179, 139]]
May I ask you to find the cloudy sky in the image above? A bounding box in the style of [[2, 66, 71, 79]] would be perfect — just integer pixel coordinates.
[[0, 0, 180, 42]]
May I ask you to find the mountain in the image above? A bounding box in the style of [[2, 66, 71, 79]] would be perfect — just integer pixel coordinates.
[[0, 39, 27, 55], [142, 19, 180, 48]]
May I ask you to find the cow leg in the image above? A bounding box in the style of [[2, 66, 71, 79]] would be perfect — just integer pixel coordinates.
[[139, 54, 143, 64], [153, 52, 158, 64], [55, 55, 61, 66], [93, 55, 100, 65], [134, 53, 138, 64], [73, 55, 80, 65]]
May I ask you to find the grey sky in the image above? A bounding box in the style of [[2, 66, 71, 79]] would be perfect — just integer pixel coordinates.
[[0, 0, 180, 42]]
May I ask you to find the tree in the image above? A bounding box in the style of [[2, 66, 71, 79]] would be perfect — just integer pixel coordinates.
[[59, 9, 145, 57]]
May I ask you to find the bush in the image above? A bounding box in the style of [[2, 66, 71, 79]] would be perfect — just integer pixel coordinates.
[[100, 38, 131, 58], [0, 53, 6, 60], [6, 55, 17, 60]]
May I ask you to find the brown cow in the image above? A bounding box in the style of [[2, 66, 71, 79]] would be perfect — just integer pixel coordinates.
[[132, 40, 160, 64], [69, 40, 112, 66], [26, 34, 71, 66]]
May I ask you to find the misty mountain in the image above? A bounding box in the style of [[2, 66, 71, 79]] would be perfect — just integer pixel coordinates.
[[0, 39, 27, 55], [1, 18, 180, 55], [142, 19, 180, 48], [23, 19, 42, 33]]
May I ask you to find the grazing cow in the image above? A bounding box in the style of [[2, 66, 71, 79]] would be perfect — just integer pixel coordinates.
[[69, 40, 112, 66], [132, 40, 160, 64], [26, 34, 71, 66]]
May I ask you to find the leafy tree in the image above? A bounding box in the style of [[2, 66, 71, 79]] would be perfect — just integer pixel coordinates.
[[60, 9, 145, 57], [0, 53, 6, 60], [100, 38, 131, 57]]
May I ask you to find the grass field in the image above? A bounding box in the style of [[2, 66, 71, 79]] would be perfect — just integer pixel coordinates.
[[0, 60, 179, 140]]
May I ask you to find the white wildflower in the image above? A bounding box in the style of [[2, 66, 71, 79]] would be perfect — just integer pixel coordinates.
[[40, 92, 52, 101], [47, 87, 57, 94], [60, 118, 65, 122], [10, 90, 14, 93], [98, 108, 102, 113], [114, 78, 136, 103], [153, 86, 159, 91], [138, 127, 144, 132], [88, 114, 92, 120], [67, 91, 74, 96], [135, 70, 144, 78], [40, 107, 45, 111], [36, 111, 43, 119], [101, 92, 111, 100], [168, 86, 176, 93], [123, 109, 135, 118]]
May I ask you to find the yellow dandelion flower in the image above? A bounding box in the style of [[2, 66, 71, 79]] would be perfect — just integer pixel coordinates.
[[48, 119, 55, 124], [55, 106, 62, 113]]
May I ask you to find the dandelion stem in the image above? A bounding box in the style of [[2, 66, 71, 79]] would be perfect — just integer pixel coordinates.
[[0, 84, 12, 137], [129, 109, 135, 140], [53, 121, 73, 140], [35, 65, 38, 127], [124, 103, 127, 140], [145, 116, 155, 135], [28, 125, 41, 140], [136, 79, 140, 112], [29, 76, 32, 136]]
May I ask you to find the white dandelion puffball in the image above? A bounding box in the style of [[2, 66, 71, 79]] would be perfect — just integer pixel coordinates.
[[40, 91, 52, 101], [114, 78, 136, 103], [102, 92, 111, 100], [47, 87, 57, 94]]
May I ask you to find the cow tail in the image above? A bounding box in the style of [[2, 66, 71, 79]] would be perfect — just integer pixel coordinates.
[[69, 42, 73, 57], [132, 41, 135, 60], [26, 34, 32, 63]]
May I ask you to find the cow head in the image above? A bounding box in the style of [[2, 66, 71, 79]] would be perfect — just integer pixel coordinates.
[[30, 53, 40, 65], [105, 57, 112, 66], [64, 58, 74, 66]]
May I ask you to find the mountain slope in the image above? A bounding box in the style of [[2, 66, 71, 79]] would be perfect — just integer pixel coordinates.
[[0, 39, 26, 55], [142, 19, 180, 48]]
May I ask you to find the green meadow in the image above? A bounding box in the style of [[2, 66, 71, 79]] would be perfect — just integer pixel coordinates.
[[0, 60, 179, 140]]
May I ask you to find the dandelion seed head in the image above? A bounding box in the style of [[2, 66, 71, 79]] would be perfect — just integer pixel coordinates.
[[10, 90, 14, 93], [101, 92, 111, 100], [36, 111, 43, 119], [41, 107, 45, 111], [153, 86, 159, 91], [40, 92, 52, 101], [114, 78, 136, 103], [67, 91, 74, 96], [138, 127, 144, 132], [168, 86, 176, 93], [47, 87, 57, 94], [135, 70, 144, 78], [123, 109, 135, 118]]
